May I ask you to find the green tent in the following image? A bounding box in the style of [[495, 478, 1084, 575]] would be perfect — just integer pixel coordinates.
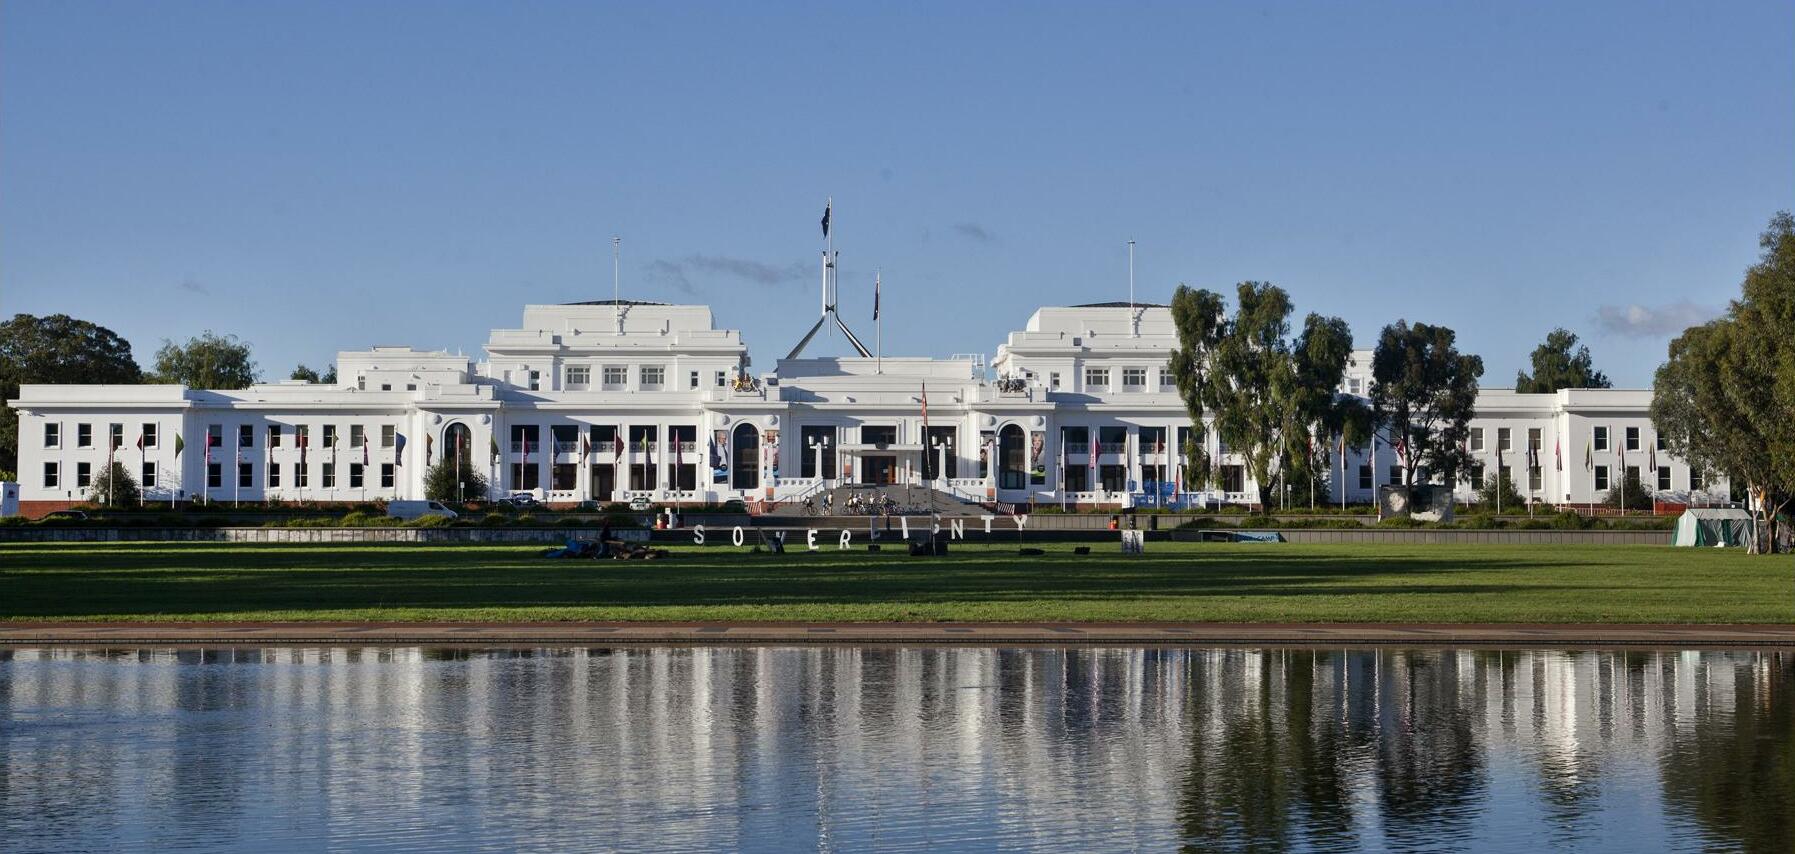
[[1672, 508, 1754, 547]]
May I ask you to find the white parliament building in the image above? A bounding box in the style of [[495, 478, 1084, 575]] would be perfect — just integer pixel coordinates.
[[8, 299, 1722, 516]]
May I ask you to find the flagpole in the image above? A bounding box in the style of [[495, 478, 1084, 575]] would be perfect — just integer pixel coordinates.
[[613, 236, 622, 333], [1127, 239, 1135, 316], [875, 269, 882, 374]]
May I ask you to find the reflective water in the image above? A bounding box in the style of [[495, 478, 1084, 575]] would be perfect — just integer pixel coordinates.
[[1, 646, 1790, 853]]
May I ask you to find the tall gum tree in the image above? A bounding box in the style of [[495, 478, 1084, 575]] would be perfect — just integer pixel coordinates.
[[1369, 321, 1484, 488]]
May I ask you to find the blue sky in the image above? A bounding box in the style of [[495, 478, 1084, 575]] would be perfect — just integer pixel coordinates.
[[3, 1, 1790, 387]]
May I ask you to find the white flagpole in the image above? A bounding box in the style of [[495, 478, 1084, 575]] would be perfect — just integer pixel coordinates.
[[1128, 239, 1135, 313], [613, 236, 622, 332], [875, 269, 882, 374]]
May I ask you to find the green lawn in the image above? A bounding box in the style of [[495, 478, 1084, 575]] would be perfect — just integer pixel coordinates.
[[0, 541, 1789, 624]]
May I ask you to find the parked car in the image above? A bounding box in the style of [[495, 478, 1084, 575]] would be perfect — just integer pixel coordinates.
[[503, 493, 540, 508], [387, 501, 458, 521], [39, 510, 89, 523]]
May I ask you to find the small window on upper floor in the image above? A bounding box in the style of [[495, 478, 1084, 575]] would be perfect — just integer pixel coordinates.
[[76, 423, 93, 447], [1593, 426, 1609, 452], [689, 370, 700, 389], [357, 376, 367, 391], [44, 422, 60, 448], [1497, 427, 1512, 451], [1049, 372, 1061, 390], [1084, 368, 1109, 390], [527, 370, 541, 391], [715, 371, 728, 387], [1122, 367, 1147, 390], [565, 366, 591, 388], [603, 366, 627, 387], [1625, 426, 1640, 451], [641, 365, 665, 389], [1469, 428, 1484, 452]]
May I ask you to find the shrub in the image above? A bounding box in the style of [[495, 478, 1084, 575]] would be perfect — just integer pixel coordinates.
[[480, 513, 508, 527], [1376, 516, 1428, 528], [555, 517, 585, 527], [512, 513, 540, 527], [1549, 511, 1592, 530], [404, 514, 454, 528]]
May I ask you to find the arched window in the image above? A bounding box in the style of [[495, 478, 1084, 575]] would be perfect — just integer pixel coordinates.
[[443, 423, 473, 468], [732, 423, 760, 490], [998, 424, 1026, 490]]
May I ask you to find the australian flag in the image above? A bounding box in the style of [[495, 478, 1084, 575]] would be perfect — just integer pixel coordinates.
[[820, 201, 831, 237]]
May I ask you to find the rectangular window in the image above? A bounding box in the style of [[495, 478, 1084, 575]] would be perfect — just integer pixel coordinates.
[[358, 376, 367, 391], [238, 462, 253, 488], [1084, 368, 1109, 390], [1049, 372, 1061, 390], [565, 365, 590, 387], [45, 422, 61, 448], [1471, 464, 1485, 486], [641, 365, 665, 388], [1358, 464, 1372, 491], [381, 463, 395, 488], [381, 425, 395, 448], [77, 423, 93, 448], [43, 461, 58, 488], [1656, 434, 1667, 452], [1528, 466, 1542, 492], [142, 422, 159, 449], [1691, 468, 1705, 492], [237, 424, 253, 448], [380, 383, 392, 392], [349, 463, 364, 489], [1219, 465, 1245, 494], [323, 425, 338, 448], [406, 384, 416, 391], [350, 425, 366, 448], [208, 463, 222, 489], [1528, 427, 1542, 451], [76, 462, 92, 488], [142, 461, 157, 487], [109, 423, 124, 450], [1625, 426, 1640, 451], [1626, 465, 1640, 487], [268, 463, 281, 488], [322, 463, 336, 489], [1469, 428, 1484, 452], [528, 370, 541, 391], [296, 425, 310, 448], [689, 370, 700, 389], [1497, 427, 1512, 452], [1594, 426, 1609, 452], [603, 366, 627, 387], [1159, 365, 1175, 389], [1122, 367, 1147, 389], [1657, 466, 1671, 491], [1594, 465, 1609, 491], [1389, 465, 1404, 486], [267, 424, 281, 448], [715, 371, 727, 387], [296, 464, 309, 488]]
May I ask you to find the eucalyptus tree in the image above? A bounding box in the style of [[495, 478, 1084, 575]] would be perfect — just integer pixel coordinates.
[[1652, 212, 1795, 553], [0, 313, 143, 473], [1172, 282, 1361, 509], [1168, 285, 1226, 488], [1368, 321, 1484, 488], [151, 331, 258, 389], [1514, 328, 1610, 393]]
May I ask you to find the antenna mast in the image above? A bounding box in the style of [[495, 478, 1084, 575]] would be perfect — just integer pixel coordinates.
[[613, 235, 622, 333]]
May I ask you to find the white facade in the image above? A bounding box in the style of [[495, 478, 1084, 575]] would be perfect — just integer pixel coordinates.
[[7, 300, 1724, 511]]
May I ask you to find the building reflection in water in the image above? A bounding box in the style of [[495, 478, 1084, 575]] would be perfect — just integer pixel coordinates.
[[1, 646, 1789, 853]]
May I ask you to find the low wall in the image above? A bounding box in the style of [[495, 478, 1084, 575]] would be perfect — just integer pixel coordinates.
[[0, 525, 1670, 546]]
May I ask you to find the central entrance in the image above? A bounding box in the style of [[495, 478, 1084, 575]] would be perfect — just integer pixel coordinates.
[[862, 456, 897, 485]]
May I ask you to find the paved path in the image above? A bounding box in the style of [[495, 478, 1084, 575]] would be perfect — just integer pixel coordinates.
[[2, 622, 1792, 647]]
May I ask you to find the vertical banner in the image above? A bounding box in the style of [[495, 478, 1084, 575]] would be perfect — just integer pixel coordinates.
[[1029, 432, 1046, 484], [764, 429, 780, 481], [979, 430, 995, 480], [711, 429, 729, 484]]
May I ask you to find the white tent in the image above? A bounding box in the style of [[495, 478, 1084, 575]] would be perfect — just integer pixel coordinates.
[[1672, 508, 1754, 547]]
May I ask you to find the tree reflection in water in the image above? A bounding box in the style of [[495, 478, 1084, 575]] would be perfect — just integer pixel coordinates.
[[0, 646, 1788, 853]]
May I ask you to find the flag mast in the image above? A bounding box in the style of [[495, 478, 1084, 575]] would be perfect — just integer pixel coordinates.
[[613, 236, 622, 333], [875, 269, 882, 374]]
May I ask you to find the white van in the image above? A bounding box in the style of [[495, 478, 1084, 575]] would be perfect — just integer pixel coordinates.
[[387, 500, 458, 521]]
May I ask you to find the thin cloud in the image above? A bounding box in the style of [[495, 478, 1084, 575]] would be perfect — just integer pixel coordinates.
[[177, 277, 210, 296], [642, 255, 810, 294], [640, 260, 696, 295], [1593, 301, 1719, 338], [953, 222, 996, 243]]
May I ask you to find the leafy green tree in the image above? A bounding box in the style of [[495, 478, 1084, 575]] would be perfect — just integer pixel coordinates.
[[1168, 285, 1226, 488], [151, 331, 258, 389], [87, 460, 141, 507], [1515, 328, 1610, 393], [1653, 212, 1795, 552], [1369, 321, 1484, 488], [290, 363, 338, 384], [0, 313, 143, 473], [1175, 282, 1361, 509], [424, 457, 488, 503]]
